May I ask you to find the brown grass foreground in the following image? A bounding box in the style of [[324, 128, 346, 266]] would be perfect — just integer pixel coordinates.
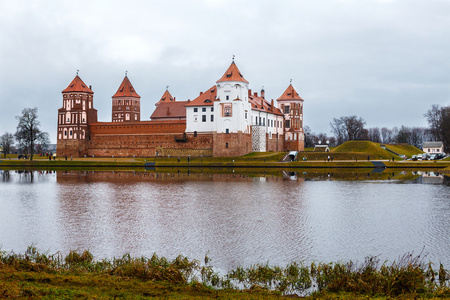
[[1, 247, 449, 299]]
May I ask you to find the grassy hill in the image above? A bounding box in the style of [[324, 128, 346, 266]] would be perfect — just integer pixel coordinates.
[[383, 144, 424, 157], [332, 141, 393, 159]]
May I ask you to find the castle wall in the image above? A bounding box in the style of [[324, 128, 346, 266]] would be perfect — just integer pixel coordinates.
[[83, 121, 213, 157], [57, 139, 89, 158], [284, 139, 305, 152], [213, 132, 252, 157], [267, 134, 284, 152]]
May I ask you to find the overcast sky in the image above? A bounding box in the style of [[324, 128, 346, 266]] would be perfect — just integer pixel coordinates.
[[1, 0, 449, 143]]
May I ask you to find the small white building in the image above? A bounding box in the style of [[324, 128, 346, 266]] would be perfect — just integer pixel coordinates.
[[423, 141, 444, 154]]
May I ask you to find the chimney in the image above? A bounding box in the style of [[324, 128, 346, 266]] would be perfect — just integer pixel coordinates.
[[254, 92, 258, 97], [166, 107, 170, 115], [89, 85, 92, 90], [200, 91, 203, 95], [248, 89, 252, 97], [271, 99, 274, 110], [261, 99, 264, 108], [261, 87, 265, 99], [174, 97, 176, 101]]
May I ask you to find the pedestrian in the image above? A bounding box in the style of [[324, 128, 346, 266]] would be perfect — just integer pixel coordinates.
[[187, 156, 190, 163], [327, 155, 330, 162], [177, 157, 180, 162], [368, 155, 370, 161], [331, 156, 333, 162]]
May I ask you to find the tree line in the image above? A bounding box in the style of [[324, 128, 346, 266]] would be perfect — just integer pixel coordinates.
[[1, 107, 49, 160], [305, 104, 450, 152]]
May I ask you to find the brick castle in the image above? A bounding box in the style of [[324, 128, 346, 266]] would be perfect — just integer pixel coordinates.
[[57, 60, 305, 157]]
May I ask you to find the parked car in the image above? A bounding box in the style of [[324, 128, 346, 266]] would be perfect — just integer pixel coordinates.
[[411, 155, 418, 161], [417, 154, 423, 160]]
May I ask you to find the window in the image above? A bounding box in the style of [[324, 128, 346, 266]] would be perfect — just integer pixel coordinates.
[[211, 107, 214, 112], [226, 95, 229, 100], [245, 112, 247, 119], [202, 115, 206, 122], [70, 130, 73, 136], [202, 107, 206, 112], [226, 129, 229, 134], [226, 142, 228, 148], [285, 120, 290, 128], [194, 115, 198, 122], [284, 106, 290, 114], [223, 104, 232, 117], [211, 115, 214, 122], [194, 108, 198, 112], [194, 131, 197, 137]]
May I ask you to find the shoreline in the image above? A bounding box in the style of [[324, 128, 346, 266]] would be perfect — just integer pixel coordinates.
[[1, 158, 450, 170]]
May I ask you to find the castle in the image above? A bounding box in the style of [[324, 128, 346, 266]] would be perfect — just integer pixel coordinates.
[[57, 60, 305, 157]]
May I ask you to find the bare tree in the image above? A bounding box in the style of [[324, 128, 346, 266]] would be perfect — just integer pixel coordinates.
[[330, 117, 346, 145], [424, 104, 450, 151], [1, 133, 14, 158], [368, 127, 382, 143], [15, 107, 49, 160], [381, 127, 392, 144], [330, 115, 366, 144]]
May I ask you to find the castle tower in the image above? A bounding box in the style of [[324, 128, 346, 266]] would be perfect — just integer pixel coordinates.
[[212, 60, 252, 156], [112, 74, 140, 122], [277, 83, 305, 151], [57, 74, 97, 157], [155, 88, 174, 106]]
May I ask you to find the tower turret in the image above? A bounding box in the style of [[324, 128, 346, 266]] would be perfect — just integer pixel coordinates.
[[277, 82, 305, 151], [214, 60, 251, 134], [112, 74, 141, 122], [57, 73, 97, 157]]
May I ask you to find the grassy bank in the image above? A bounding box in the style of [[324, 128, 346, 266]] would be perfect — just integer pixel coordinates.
[[2, 150, 450, 170], [1, 247, 449, 299]]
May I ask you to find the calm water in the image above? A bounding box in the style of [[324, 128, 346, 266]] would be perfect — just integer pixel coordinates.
[[1, 169, 449, 273]]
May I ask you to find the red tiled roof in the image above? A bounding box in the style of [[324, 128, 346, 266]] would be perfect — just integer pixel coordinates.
[[185, 86, 216, 106], [249, 95, 283, 116], [216, 61, 249, 84], [150, 101, 188, 120], [277, 84, 304, 101], [155, 89, 174, 105], [62, 75, 93, 93], [112, 76, 140, 98]]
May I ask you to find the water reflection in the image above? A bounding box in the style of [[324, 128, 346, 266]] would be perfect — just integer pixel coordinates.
[[0, 168, 449, 273]]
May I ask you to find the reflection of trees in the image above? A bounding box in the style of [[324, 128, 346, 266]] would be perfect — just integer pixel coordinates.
[[2, 170, 10, 182]]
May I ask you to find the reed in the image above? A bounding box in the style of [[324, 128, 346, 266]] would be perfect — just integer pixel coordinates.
[[1, 247, 449, 298]]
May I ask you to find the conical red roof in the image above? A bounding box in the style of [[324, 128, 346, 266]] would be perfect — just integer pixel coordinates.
[[277, 84, 304, 101], [216, 61, 249, 84], [112, 76, 140, 98], [62, 75, 93, 93], [158, 89, 174, 103]]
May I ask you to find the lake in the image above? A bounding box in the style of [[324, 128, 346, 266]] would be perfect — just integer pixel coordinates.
[[1, 168, 449, 273]]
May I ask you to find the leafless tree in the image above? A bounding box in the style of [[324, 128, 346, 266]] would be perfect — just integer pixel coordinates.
[[424, 104, 450, 152], [1, 132, 14, 158], [15, 107, 49, 160], [330, 115, 366, 145], [368, 127, 382, 143], [381, 127, 392, 144]]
